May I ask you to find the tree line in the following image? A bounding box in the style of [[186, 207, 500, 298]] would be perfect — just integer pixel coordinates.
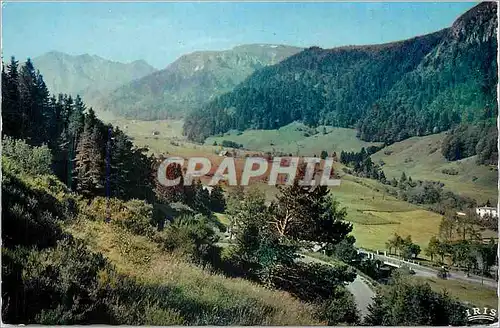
[[2, 55, 492, 325], [2, 57, 153, 201], [441, 123, 497, 164]]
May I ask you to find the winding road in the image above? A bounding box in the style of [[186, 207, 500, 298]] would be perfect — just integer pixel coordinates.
[[299, 254, 375, 318]]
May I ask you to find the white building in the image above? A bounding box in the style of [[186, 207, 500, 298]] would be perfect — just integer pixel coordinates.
[[476, 206, 498, 219]]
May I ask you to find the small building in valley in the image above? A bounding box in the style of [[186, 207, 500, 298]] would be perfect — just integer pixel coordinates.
[[476, 206, 498, 219]]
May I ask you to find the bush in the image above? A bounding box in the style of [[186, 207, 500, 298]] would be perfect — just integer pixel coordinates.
[[271, 262, 356, 302], [3, 238, 111, 324], [221, 140, 242, 149], [441, 167, 459, 175], [316, 286, 360, 325], [158, 214, 221, 266], [2, 137, 52, 175], [364, 274, 467, 325], [84, 197, 156, 237], [2, 171, 69, 249]]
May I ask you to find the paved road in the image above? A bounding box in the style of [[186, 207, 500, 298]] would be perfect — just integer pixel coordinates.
[[300, 254, 375, 318], [361, 250, 498, 289]]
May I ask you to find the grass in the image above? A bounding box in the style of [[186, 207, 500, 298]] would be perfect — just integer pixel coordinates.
[[214, 212, 230, 226], [96, 116, 496, 258], [371, 133, 497, 204], [414, 277, 498, 309], [350, 210, 444, 251], [66, 217, 320, 325], [100, 117, 219, 157], [321, 173, 442, 250], [205, 122, 382, 156]]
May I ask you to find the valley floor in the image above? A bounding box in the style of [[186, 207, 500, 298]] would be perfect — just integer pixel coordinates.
[[98, 115, 498, 310], [99, 116, 497, 251]]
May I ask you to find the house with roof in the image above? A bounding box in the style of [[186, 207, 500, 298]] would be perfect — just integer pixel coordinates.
[[476, 206, 498, 219]]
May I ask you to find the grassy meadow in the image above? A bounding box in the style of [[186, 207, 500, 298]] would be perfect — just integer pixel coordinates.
[[99, 116, 497, 254], [371, 133, 497, 204], [414, 277, 498, 310], [205, 122, 382, 156]]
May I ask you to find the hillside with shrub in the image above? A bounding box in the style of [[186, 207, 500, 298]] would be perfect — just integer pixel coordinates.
[[1, 57, 358, 325]]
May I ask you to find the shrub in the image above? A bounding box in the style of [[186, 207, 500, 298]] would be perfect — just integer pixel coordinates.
[[2, 137, 52, 175], [158, 214, 221, 266], [316, 286, 360, 325], [2, 171, 68, 249], [4, 238, 111, 324], [84, 197, 155, 237], [364, 274, 466, 326], [272, 262, 356, 302], [441, 167, 459, 175], [221, 140, 242, 149]]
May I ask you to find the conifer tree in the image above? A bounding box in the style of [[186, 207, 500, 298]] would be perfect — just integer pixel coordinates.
[[75, 116, 105, 197], [271, 165, 352, 247], [2, 57, 22, 138], [209, 185, 226, 212], [18, 59, 37, 140]]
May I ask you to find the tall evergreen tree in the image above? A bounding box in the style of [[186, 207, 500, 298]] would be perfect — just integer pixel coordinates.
[[271, 166, 352, 247], [2, 57, 22, 137], [75, 116, 105, 197]]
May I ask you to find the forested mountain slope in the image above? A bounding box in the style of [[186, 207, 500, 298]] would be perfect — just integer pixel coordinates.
[[183, 2, 497, 143], [102, 44, 302, 119]]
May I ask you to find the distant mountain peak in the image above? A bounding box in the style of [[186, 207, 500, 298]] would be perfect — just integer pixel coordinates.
[[450, 2, 497, 43], [182, 3, 498, 144], [33, 51, 156, 108], [103, 44, 302, 120]]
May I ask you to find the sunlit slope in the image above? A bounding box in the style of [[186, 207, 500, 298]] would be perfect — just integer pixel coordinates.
[[371, 132, 497, 203], [205, 122, 382, 156]]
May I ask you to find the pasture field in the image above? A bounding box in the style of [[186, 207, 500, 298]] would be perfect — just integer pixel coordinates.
[[205, 122, 382, 156], [101, 117, 496, 253], [371, 133, 497, 204], [329, 175, 443, 250]]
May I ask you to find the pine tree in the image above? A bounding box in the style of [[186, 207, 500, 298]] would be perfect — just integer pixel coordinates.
[[379, 170, 387, 184], [75, 118, 105, 197], [400, 171, 407, 184], [364, 294, 387, 325], [18, 59, 37, 141], [272, 168, 352, 247], [33, 71, 51, 145], [209, 185, 226, 213], [2, 57, 22, 138]]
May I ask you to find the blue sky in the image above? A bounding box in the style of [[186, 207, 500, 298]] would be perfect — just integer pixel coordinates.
[[3, 2, 477, 69]]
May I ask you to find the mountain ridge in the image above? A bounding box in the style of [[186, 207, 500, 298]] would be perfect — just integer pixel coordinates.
[[32, 51, 157, 108], [101, 44, 303, 120], [183, 2, 497, 144]]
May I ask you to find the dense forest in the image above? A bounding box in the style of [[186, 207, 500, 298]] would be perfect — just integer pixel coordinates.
[[2, 57, 154, 201], [441, 123, 498, 164], [183, 2, 497, 145]]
